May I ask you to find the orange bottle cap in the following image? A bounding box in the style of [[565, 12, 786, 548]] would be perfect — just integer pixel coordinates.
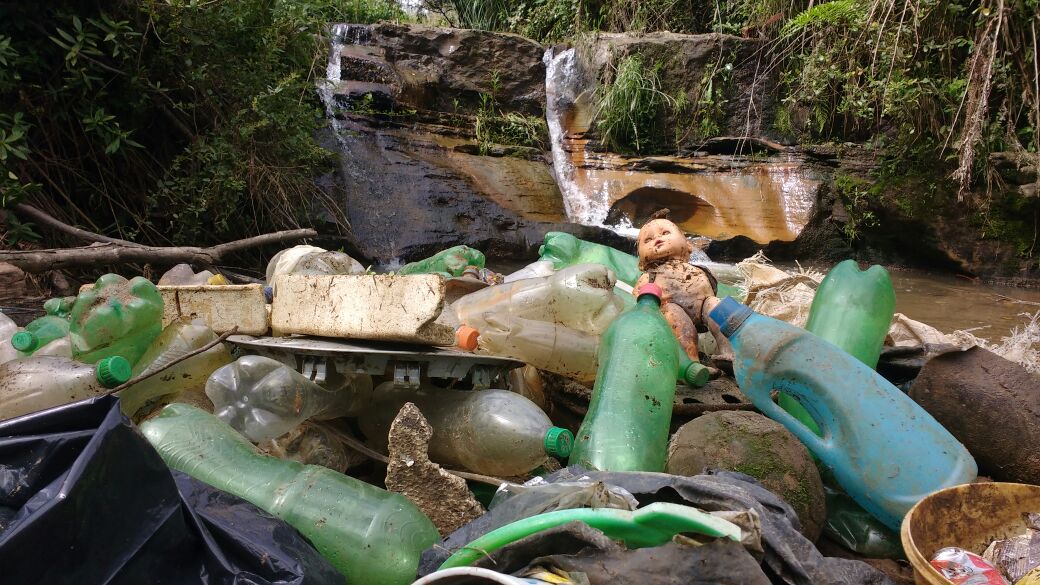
[[455, 325, 479, 351]]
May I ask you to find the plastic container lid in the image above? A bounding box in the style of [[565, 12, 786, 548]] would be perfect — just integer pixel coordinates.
[[709, 297, 753, 337], [635, 283, 663, 299], [455, 326, 479, 351], [11, 331, 38, 352], [543, 426, 574, 459], [95, 356, 132, 388]]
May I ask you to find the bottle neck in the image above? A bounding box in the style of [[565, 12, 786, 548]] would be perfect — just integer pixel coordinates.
[[636, 294, 661, 308]]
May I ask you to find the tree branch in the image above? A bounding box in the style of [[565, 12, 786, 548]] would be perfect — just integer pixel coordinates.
[[13, 203, 144, 246], [0, 228, 317, 272]]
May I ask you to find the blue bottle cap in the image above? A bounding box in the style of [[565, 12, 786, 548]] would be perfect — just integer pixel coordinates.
[[709, 297, 753, 337]]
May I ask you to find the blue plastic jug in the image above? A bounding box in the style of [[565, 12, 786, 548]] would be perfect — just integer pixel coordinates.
[[709, 297, 977, 530]]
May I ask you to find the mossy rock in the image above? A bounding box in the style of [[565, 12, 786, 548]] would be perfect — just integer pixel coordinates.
[[666, 411, 825, 541]]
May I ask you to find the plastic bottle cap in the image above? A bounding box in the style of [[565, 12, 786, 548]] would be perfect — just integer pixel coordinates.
[[455, 326, 479, 351], [11, 331, 38, 353], [708, 297, 753, 337], [263, 285, 274, 303], [635, 283, 663, 299], [95, 356, 132, 388], [544, 427, 574, 459], [684, 362, 711, 386]]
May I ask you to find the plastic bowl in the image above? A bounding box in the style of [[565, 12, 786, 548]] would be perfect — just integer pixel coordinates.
[[901, 482, 1040, 585]]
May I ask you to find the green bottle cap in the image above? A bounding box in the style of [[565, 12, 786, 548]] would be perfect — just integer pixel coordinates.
[[11, 331, 38, 353], [684, 362, 711, 387], [95, 356, 132, 388], [543, 427, 574, 459]]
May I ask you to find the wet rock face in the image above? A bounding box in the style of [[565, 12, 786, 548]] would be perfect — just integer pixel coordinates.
[[910, 347, 1040, 485], [321, 23, 629, 263], [666, 411, 826, 541]]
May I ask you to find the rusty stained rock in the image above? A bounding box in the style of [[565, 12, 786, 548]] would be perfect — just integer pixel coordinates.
[[385, 402, 484, 536]]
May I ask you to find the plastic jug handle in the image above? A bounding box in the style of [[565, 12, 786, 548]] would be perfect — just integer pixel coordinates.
[[752, 380, 839, 459]]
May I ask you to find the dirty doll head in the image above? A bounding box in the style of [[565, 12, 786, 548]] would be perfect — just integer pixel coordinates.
[[637, 216, 693, 270]]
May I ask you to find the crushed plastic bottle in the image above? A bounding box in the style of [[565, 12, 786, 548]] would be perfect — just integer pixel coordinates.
[[140, 403, 439, 585], [538, 232, 641, 286], [0, 355, 131, 421], [0, 312, 21, 364], [710, 297, 977, 530], [266, 244, 365, 289], [397, 245, 485, 278], [359, 384, 572, 477], [206, 355, 373, 442], [477, 314, 600, 382], [69, 274, 164, 366], [118, 321, 233, 418], [569, 284, 701, 472], [11, 314, 70, 356], [453, 264, 625, 335]]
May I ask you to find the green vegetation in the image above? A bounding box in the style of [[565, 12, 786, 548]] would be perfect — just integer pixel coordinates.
[[593, 55, 672, 153], [0, 0, 403, 248], [475, 72, 548, 153]]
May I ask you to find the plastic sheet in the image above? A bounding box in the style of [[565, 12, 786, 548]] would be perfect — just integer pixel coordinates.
[[0, 395, 342, 585]]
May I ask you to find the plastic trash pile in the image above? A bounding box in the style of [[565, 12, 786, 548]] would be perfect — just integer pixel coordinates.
[[0, 235, 1037, 585]]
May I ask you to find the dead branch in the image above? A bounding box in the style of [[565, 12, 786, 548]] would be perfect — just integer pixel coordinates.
[[12, 203, 143, 246], [0, 228, 317, 273]]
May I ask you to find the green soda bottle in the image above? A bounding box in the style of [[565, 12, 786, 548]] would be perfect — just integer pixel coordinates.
[[538, 232, 641, 286], [397, 245, 485, 277], [68, 274, 164, 366], [780, 259, 896, 434], [11, 314, 69, 355], [141, 403, 439, 585], [569, 283, 705, 472]]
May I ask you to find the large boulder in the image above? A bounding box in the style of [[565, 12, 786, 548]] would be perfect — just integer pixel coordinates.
[[909, 346, 1040, 485], [666, 411, 826, 541]]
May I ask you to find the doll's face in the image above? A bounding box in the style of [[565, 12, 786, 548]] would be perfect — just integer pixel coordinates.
[[638, 219, 691, 264]]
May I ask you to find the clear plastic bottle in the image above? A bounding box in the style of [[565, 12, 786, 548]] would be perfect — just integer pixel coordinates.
[[118, 321, 233, 418], [11, 315, 70, 355], [452, 264, 624, 335], [476, 314, 600, 382], [140, 403, 439, 585], [359, 384, 573, 477], [0, 312, 21, 364], [32, 337, 72, 358], [503, 260, 556, 283], [0, 355, 131, 421], [69, 274, 164, 366], [206, 355, 373, 442], [158, 263, 228, 286]]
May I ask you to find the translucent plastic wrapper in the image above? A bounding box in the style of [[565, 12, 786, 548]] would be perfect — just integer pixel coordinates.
[[487, 478, 640, 529], [931, 547, 1009, 585], [984, 513, 1040, 584]]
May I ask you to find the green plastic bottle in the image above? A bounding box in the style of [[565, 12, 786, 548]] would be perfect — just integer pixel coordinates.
[[69, 274, 164, 366], [140, 403, 439, 585], [538, 232, 641, 286], [11, 315, 69, 355], [397, 245, 485, 278], [569, 283, 703, 472], [779, 260, 896, 435]]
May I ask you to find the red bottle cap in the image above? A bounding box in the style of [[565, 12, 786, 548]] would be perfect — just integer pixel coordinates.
[[636, 283, 663, 299]]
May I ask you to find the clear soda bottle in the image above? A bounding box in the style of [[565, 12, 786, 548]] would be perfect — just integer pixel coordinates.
[[0, 312, 21, 364], [359, 383, 573, 477], [0, 355, 131, 421], [206, 355, 372, 442], [118, 321, 233, 418], [452, 263, 624, 335]]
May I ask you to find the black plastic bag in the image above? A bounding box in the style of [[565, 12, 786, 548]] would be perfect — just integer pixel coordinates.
[[0, 395, 343, 585]]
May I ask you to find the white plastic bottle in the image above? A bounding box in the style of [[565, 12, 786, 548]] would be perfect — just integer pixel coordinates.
[[452, 263, 623, 335], [359, 383, 572, 477], [0, 356, 131, 421], [206, 355, 372, 442]]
